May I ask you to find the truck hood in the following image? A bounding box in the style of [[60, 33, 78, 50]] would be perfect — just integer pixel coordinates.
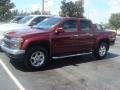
[[0, 23, 30, 32], [6, 28, 48, 38]]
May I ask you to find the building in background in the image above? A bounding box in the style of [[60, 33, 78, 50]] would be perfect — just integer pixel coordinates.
[[42, 0, 51, 15]]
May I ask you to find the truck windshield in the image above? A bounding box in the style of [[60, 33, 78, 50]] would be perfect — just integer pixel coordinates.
[[34, 17, 61, 30], [18, 16, 33, 24]]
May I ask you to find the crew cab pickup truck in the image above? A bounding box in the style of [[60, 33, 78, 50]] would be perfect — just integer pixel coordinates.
[[1, 17, 116, 70]]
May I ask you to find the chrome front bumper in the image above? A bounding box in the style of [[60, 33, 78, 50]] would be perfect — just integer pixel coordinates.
[[1, 44, 25, 55], [0, 39, 2, 46], [0, 39, 3, 50]]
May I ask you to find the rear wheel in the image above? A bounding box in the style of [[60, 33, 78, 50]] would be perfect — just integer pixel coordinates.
[[24, 46, 49, 70], [93, 42, 109, 59]]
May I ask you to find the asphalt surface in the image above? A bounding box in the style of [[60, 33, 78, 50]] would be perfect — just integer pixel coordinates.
[[0, 65, 18, 90], [0, 36, 120, 90]]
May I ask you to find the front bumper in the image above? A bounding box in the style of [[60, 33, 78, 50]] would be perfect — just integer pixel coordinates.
[[0, 39, 3, 51], [0, 39, 2, 44], [1, 44, 25, 59]]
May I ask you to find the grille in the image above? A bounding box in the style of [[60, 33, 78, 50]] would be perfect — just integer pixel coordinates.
[[4, 40, 11, 48], [3, 37, 12, 48]]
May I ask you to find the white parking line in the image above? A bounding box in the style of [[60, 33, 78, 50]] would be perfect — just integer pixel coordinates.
[[0, 59, 25, 90], [117, 36, 120, 38]]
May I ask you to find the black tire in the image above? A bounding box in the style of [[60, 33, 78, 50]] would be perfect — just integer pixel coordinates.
[[93, 42, 109, 59], [24, 46, 49, 70], [0, 47, 3, 52]]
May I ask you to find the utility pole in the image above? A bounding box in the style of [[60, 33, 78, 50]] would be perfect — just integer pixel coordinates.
[[42, 0, 44, 15]]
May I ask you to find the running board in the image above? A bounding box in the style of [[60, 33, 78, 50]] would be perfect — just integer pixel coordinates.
[[52, 52, 92, 59]]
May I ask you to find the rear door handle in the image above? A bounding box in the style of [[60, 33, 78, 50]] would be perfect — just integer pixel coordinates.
[[89, 34, 94, 37], [73, 35, 79, 37], [86, 33, 94, 37]]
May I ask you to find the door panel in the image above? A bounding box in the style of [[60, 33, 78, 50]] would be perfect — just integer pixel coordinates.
[[52, 32, 80, 56], [51, 19, 80, 56], [78, 20, 95, 52], [78, 32, 95, 51]]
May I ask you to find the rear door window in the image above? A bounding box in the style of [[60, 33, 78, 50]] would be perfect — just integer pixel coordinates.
[[94, 24, 105, 32], [80, 20, 91, 32]]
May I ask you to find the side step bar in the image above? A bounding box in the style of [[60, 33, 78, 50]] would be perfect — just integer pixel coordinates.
[[52, 52, 92, 59]]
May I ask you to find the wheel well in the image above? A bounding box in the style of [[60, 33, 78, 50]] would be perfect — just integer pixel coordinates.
[[26, 41, 50, 54]]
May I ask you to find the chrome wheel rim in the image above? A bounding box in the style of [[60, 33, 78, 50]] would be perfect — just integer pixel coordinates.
[[30, 51, 45, 67], [99, 45, 106, 57]]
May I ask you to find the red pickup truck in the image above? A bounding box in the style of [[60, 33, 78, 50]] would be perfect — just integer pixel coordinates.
[[1, 17, 116, 70]]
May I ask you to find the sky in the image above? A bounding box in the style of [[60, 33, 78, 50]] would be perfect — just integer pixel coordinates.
[[11, 0, 120, 23]]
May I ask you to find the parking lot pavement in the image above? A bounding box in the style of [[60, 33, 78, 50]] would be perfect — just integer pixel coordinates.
[[0, 37, 120, 90], [0, 63, 18, 90]]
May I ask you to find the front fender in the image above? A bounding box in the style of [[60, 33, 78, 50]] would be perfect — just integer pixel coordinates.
[[21, 36, 49, 50]]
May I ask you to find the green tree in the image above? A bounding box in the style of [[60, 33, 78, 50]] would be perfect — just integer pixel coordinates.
[[31, 10, 41, 15], [11, 9, 19, 16], [10, 10, 30, 19], [109, 13, 120, 30], [0, 0, 15, 21], [101, 22, 110, 29], [19, 10, 29, 16], [60, 0, 84, 17], [74, 0, 84, 17]]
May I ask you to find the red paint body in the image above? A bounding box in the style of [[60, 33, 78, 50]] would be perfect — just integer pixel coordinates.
[[6, 17, 116, 57]]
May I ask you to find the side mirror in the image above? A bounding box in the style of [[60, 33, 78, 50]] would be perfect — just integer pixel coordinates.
[[55, 28, 64, 34]]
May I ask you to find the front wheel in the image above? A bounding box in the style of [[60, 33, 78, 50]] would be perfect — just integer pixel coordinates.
[[24, 46, 49, 70], [93, 42, 109, 59]]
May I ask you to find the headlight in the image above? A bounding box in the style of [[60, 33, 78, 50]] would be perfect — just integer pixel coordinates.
[[0, 33, 4, 45], [10, 37, 23, 49]]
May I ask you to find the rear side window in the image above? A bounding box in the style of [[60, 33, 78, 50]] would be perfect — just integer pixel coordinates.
[[94, 24, 105, 32], [61, 20, 77, 32], [80, 20, 91, 32]]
